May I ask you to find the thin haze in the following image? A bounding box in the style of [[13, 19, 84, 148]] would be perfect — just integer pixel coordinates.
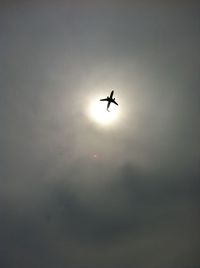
[[0, 1, 200, 268]]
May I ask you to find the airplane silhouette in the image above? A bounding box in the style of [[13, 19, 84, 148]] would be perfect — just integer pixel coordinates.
[[100, 90, 119, 112]]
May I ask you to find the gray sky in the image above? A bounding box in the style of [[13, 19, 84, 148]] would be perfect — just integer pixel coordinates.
[[1, 1, 200, 267]]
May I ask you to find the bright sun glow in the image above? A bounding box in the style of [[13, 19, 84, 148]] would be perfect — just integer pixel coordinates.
[[88, 96, 120, 126]]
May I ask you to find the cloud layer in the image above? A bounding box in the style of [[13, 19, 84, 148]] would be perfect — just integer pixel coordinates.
[[1, 1, 200, 267]]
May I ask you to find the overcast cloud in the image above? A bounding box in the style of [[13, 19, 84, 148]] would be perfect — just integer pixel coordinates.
[[0, 1, 200, 268]]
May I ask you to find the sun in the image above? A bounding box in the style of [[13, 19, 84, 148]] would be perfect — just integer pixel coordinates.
[[88, 96, 119, 126]]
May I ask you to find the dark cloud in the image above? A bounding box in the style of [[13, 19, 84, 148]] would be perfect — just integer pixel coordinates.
[[1, 1, 200, 268], [1, 162, 199, 267]]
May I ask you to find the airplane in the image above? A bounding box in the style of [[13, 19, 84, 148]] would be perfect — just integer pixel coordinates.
[[100, 90, 119, 112]]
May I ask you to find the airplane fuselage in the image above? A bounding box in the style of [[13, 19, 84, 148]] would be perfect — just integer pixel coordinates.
[[110, 90, 114, 99]]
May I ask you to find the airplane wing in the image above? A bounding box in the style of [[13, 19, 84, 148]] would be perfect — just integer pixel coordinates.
[[112, 100, 118, 106], [100, 98, 108, 101]]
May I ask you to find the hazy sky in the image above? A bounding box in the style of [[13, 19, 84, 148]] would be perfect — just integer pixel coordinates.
[[1, 1, 200, 267]]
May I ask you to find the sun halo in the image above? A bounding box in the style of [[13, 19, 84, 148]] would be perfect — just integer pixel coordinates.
[[88, 96, 119, 126]]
